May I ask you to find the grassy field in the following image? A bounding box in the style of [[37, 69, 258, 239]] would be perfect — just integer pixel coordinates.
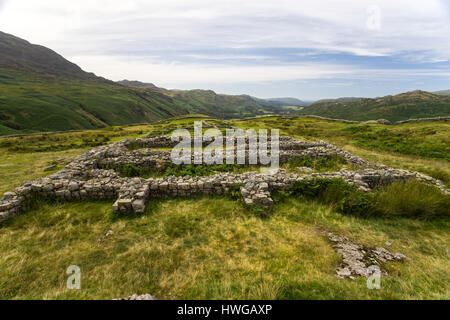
[[0, 115, 448, 300]]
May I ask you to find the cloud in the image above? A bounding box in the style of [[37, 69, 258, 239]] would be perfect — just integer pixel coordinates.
[[69, 54, 355, 85], [70, 54, 450, 87], [0, 0, 449, 97], [1, 0, 449, 59]]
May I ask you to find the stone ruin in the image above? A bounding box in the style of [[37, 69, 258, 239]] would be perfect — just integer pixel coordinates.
[[0, 135, 448, 222]]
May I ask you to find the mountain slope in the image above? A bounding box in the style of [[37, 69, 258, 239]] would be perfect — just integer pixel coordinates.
[[117, 79, 158, 89], [301, 90, 450, 122], [315, 97, 363, 103], [165, 89, 282, 118], [264, 97, 312, 106], [118, 81, 283, 119], [0, 32, 189, 135], [0, 31, 99, 81]]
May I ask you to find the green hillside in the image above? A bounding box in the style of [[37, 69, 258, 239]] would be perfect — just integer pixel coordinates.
[[302, 90, 450, 122], [165, 89, 281, 119], [0, 69, 188, 135], [2, 30, 449, 135], [0, 31, 285, 135], [0, 31, 190, 135], [118, 82, 284, 119], [0, 31, 98, 81], [264, 97, 311, 106]]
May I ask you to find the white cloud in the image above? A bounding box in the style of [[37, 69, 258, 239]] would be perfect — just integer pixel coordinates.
[[1, 0, 448, 57], [0, 0, 449, 90], [70, 54, 450, 89], [70, 54, 354, 85]]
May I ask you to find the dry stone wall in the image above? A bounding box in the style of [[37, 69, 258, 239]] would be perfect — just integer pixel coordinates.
[[0, 135, 448, 222]]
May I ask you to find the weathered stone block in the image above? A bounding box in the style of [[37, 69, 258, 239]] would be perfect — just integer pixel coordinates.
[[132, 199, 146, 213]]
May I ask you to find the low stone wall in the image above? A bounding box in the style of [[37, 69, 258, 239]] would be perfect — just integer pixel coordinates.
[[0, 135, 448, 222], [94, 135, 379, 170], [279, 115, 449, 125], [395, 116, 450, 124]]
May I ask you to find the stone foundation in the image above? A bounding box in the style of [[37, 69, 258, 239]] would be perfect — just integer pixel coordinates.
[[0, 135, 448, 222]]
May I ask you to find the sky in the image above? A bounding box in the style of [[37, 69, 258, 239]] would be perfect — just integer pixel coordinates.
[[0, 0, 450, 100]]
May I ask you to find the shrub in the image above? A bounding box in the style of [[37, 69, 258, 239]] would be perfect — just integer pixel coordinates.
[[292, 178, 449, 220], [228, 183, 243, 200], [340, 193, 373, 216], [371, 180, 450, 220], [291, 178, 356, 203], [116, 164, 153, 177], [251, 205, 270, 218]]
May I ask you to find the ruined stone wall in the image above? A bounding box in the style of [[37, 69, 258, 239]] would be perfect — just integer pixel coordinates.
[[0, 135, 447, 222], [395, 116, 450, 124]]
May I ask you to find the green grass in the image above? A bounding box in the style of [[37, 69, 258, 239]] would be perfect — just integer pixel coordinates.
[[371, 180, 450, 219], [0, 115, 449, 300], [0, 196, 448, 299]]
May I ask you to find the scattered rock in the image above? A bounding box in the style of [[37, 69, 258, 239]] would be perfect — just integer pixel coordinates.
[[324, 231, 408, 279], [97, 229, 114, 243], [113, 294, 156, 300], [44, 164, 57, 171]]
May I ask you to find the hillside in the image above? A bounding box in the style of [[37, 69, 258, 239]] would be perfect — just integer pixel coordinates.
[[302, 90, 450, 122], [0, 31, 100, 81], [0, 31, 191, 135], [2, 31, 450, 134], [315, 97, 363, 103], [165, 89, 282, 119], [118, 81, 284, 119], [0, 32, 284, 135], [117, 79, 158, 89], [264, 97, 311, 106]]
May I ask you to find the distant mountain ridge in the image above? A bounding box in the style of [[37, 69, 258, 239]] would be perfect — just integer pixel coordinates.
[[0, 32, 280, 134], [0, 31, 102, 81], [0, 31, 449, 134], [117, 80, 158, 89], [117, 80, 286, 118], [0, 31, 189, 135], [315, 97, 363, 103], [264, 97, 312, 106], [301, 90, 450, 122]]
